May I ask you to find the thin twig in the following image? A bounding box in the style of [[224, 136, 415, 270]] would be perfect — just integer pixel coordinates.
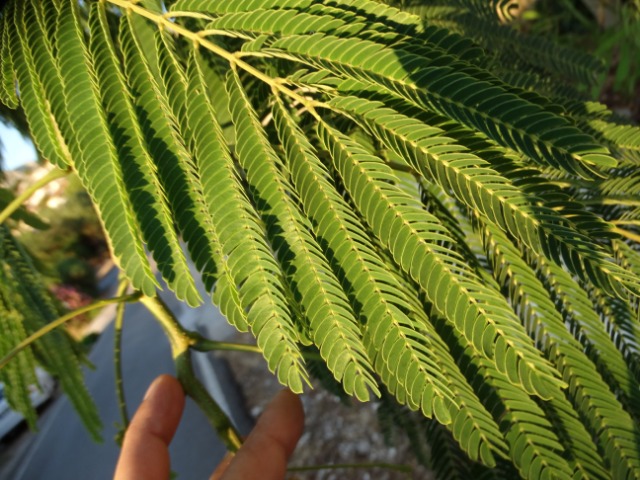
[[162, 11, 212, 21], [113, 278, 131, 446], [191, 337, 263, 355], [0, 292, 142, 370], [191, 335, 324, 362], [106, 0, 328, 120], [0, 167, 69, 225]]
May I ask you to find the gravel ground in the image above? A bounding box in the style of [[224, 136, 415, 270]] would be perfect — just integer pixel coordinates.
[[217, 333, 433, 480]]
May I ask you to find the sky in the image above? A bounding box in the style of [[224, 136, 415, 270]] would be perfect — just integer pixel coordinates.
[[0, 122, 38, 170]]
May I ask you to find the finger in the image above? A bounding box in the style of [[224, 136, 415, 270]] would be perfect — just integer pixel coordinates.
[[114, 375, 186, 480], [209, 453, 234, 480], [213, 389, 304, 480]]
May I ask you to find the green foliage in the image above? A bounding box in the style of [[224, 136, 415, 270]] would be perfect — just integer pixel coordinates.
[[2, 0, 640, 478], [0, 225, 101, 438], [596, 7, 640, 98], [0, 187, 48, 229], [18, 174, 107, 294], [516, 0, 640, 108]]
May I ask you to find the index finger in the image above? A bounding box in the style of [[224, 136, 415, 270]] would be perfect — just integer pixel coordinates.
[[114, 375, 186, 480]]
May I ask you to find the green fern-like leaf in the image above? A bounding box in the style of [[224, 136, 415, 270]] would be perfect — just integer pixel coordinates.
[[88, 3, 199, 306], [317, 121, 564, 399], [477, 216, 633, 477], [4, 1, 640, 477], [226, 70, 310, 392], [426, 7, 605, 86], [328, 93, 636, 298], [55, 1, 157, 294], [0, 3, 18, 108], [0, 226, 101, 440], [172, 0, 314, 15], [11, 1, 72, 168], [271, 32, 617, 177], [272, 97, 379, 400]]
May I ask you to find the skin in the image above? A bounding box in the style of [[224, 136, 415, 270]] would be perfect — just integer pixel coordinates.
[[114, 375, 304, 480]]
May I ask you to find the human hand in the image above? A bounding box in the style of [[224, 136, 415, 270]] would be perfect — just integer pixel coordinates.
[[114, 374, 305, 480]]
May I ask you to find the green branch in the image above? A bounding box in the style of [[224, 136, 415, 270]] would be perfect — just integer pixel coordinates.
[[139, 295, 243, 452], [192, 334, 324, 361], [191, 336, 263, 354], [113, 278, 131, 446], [0, 292, 142, 370], [612, 220, 640, 227], [0, 167, 69, 225], [105, 0, 326, 119]]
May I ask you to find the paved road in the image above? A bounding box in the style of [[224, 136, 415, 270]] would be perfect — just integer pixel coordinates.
[[0, 287, 252, 480]]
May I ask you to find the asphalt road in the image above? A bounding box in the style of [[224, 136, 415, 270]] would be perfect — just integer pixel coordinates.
[[0, 290, 252, 480]]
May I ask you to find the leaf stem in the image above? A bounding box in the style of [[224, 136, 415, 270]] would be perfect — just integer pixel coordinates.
[[105, 0, 326, 119], [0, 292, 142, 370], [191, 334, 324, 361], [613, 226, 640, 243], [162, 11, 212, 21], [113, 278, 131, 446], [612, 220, 640, 227], [175, 351, 243, 451], [139, 295, 243, 452], [191, 336, 262, 354], [138, 295, 195, 353], [0, 167, 69, 225]]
